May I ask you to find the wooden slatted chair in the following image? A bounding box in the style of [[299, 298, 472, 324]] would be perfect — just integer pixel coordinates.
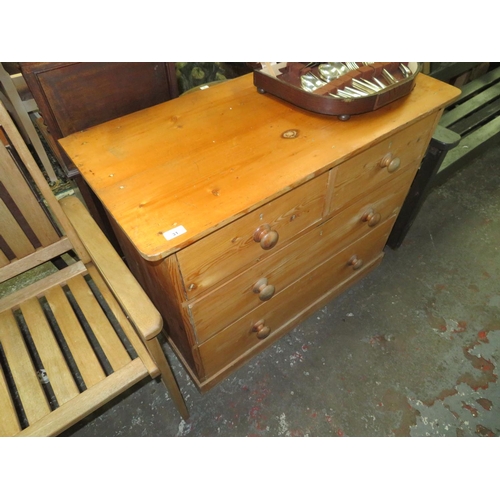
[[0, 102, 188, 436]]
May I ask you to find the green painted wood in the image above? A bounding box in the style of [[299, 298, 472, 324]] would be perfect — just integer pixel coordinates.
[[452, 66, 500, 106], [436, 115, 500, 183], [440, 81, 500, 128], [450, 98, 500, 136]]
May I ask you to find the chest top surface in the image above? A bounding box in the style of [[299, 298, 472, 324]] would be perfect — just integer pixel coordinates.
[[59, 73, 460, 261]]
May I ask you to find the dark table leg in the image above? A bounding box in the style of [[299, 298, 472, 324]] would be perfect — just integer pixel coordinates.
[[387, 125, 461, 249]]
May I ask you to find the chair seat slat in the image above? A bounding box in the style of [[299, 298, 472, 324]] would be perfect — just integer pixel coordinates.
[[66, 274, 131, 371], [17, 358, 148, 437], [0, 360, 21, 436], [0, 309, 50, 425], [0, 261, 86, 314], [0, 237, 73, 283], [44, 286, 106, 388], [21, 297, 80, 406]]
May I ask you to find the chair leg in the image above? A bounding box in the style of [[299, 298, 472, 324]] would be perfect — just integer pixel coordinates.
[[146, 337, 190, 420]]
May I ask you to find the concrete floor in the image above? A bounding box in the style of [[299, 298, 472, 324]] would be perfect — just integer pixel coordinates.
[[63, 141, 500, 437]]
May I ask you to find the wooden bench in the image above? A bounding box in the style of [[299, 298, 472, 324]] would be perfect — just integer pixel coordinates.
[[388, 64, 500, 248], [435, 64, 500, 185]]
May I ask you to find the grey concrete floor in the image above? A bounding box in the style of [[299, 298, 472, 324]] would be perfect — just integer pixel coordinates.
[[64, 141, 500, 437]]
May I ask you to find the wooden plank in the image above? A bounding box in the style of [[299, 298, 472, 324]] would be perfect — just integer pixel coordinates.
[[0, 197, 35, 259], [0, 261, 86, 314], [0, 359, 21, 436], [20, 297, 79, 406], [0, 309, 51, 425], [0, 249, 8, 267], [437, 114, 500, 182], [0, 64, 57, 182], [44, 285, 106, 388], [0, 141, 60, 248], [449, 98, 500, 136], [440, 81, 500, 128], [18, 358, 147, 437], [66, 274, 131, 371], [0, 127, 7, 145], [0, 237, 72, 284], [451, 66, 500, 106]]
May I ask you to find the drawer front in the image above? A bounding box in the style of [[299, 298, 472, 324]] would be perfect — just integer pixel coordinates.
[[177, 172, 328, 300], [198, 218, 394, 378], [189, 167, 415, 343], [328, 113, 436, 214]]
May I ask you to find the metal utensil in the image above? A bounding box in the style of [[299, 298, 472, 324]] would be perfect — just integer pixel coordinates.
[[344, 86, 368, 97], [301, 72, 327, 92], [382, 69, 398, 85], [318, 63, 348, 81], [399, 63, 412, 78], [345, 62, 359, 71], [373, 77, 386, 89], [351, 78, 377, 94]]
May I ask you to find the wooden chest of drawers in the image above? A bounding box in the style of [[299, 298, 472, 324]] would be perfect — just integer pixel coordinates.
[[59, 73, 460, 392]]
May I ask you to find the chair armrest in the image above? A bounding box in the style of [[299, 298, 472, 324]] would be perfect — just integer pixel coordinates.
[[59, 196, 162, 341]]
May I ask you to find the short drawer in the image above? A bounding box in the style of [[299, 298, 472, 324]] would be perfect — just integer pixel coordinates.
[[177, 172, 328, 300], [189, 166, 415, 343], [198, 217, 394, 378], [327, 113, 436, 214]]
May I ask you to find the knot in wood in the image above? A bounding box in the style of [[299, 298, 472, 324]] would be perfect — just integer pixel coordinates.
[[282, 129, 299, 139]]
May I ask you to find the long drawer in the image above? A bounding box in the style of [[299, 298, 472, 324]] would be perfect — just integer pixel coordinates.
[[177, 172, 328, 300], [189, 167, 416, 343], [327, 113, 436, 214], [198, 218, 394, 378]]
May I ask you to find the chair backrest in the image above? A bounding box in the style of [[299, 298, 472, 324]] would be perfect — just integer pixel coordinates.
[[20, 62, 179, 175], [0, 63, 59, 183], [0, 104, 88, 284]]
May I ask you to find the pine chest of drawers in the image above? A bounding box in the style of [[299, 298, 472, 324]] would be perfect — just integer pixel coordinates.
[[59, 73, 460, 391]]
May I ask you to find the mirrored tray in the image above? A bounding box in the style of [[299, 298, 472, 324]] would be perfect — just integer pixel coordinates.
[[253, 62, 421, 120]]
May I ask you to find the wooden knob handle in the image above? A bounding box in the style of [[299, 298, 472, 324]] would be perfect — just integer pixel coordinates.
[[254, 224, 279, 250], [348, 255, 364, 270], [252, 319, 271, 339], [253, 278, 275, 301], [361, 209, 381, 227], [380, 153, 401, 173]]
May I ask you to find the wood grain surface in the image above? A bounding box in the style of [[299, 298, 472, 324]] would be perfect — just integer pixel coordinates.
[[59, 73, 460, 261]]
